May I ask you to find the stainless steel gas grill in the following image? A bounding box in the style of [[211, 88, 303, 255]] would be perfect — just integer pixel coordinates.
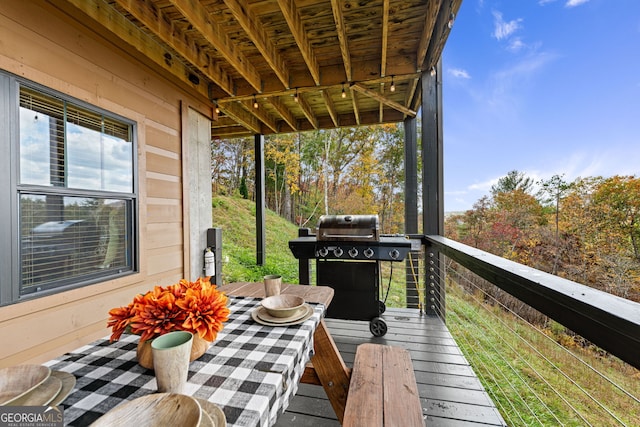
[[288, 214, 412, 336]]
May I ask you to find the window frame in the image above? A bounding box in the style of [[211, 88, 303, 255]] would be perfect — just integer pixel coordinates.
[[0, 71, 139, 306]]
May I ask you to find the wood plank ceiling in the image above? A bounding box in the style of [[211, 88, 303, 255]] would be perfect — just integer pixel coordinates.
[[59, 0, 462, 138]]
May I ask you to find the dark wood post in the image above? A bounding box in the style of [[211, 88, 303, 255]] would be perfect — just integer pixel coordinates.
[[421, 59, 445, 319], [255, 134, 266, 266]]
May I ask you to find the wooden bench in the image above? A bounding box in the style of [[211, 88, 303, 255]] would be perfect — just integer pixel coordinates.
[[343, 343, 424, 427]]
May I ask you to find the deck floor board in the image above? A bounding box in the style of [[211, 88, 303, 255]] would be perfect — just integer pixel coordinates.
[[276, 307, 506, 426]]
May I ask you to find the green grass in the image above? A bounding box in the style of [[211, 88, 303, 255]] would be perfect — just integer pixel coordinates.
[[212, 196, 302, 284], [446, 282, 640, 426]]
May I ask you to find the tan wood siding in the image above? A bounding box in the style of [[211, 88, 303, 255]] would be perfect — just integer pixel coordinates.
[[0, 0, 210, 366]]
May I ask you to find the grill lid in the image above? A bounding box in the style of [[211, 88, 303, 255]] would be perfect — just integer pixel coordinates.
[[316, 214, 379, 241]]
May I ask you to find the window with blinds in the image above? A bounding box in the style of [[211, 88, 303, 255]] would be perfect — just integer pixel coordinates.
[[16, 84, 136, 296]]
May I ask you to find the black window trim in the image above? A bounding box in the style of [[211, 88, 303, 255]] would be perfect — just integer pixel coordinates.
[[0, 69, 140, 306]]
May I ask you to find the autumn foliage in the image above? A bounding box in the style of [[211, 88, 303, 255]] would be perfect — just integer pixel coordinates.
[[107, 277, 230, 342], [447, 174, 640, 303]]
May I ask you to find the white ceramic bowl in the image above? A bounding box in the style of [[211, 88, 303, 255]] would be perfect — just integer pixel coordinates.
[[260, 295, 305, 318]]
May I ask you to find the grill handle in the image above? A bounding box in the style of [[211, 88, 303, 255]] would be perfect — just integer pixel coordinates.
[[319, 233, 375, 240]]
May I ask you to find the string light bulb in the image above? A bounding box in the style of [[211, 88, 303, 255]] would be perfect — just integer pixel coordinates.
[[448, 12, 455, 29], [390, 75, 396, 92], [341, 83, 347, 98], [430, 66, 436, 77], [214, 102, 220, 114], [294, 88, 299, 103], [253, 94, 259, 109]]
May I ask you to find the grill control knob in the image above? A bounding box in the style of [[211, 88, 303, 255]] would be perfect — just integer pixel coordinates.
[[389, 249, 400, 260], [318, 247, 329, 257], [348, 247, 359, 258], [363, 248, 374, 259], [333, 247, 344, 258]]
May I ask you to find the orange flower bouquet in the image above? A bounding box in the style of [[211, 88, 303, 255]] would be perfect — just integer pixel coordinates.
[[107, 277, 230, 368]]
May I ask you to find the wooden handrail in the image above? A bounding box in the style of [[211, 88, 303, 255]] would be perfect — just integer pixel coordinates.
[[424, 235, 640, 371]]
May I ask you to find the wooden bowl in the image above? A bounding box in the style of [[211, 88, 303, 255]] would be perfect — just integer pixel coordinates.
[[0, 364, 51, 405], [90, 393, 201, 426], [260, 295, 305, 318]]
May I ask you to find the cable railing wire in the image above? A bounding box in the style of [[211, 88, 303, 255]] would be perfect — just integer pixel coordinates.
[[447, 262, 638, 420], [440, 259, 635, 426], [443, 266, 578, 426], [428, 262, 553, 426]]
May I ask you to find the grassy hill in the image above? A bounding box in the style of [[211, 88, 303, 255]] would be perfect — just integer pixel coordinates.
[[211, 195, 409, 307], [211, 195, 301, 284]]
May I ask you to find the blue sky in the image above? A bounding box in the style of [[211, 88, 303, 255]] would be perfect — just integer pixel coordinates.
[[441, 0, 640, 212]]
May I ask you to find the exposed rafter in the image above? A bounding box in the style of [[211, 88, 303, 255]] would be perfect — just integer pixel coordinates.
[[113, 0, 233, 92], [63, 0, 458, 136], [276, 0, 321, 86], [351, 91, 361, 126], [223, 0, 289, 89], [407, 77, 422, 115], [351, 83, 416, 117], [269, 97, 298, 132], [219, 102, 262, 134], [170, 0, 262, 92], [416, 0, 441, 71], [330, 0, 352, 82], [75, 0, 226, 97], [240, 100, 279, 133], [296, 93, 318, 129], [322, 90, 339, 127], [381, 0, 390, 78]]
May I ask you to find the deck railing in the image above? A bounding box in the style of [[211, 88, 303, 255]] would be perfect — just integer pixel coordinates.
[[422, 235, 640, 371], [419, 235, 640, 425]]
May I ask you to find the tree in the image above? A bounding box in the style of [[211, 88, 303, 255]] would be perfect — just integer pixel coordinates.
[[538, 174, 573, 273], [491, 170, 534, 196]]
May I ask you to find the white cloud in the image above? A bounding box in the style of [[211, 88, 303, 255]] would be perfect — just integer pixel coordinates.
[[449, 68, 471, 79], [468, 178, 498, 192], [565, 0, 589, 7], [483, 51, 557, 113], [508, 37, 526, 52], [492, 11, 523, 40]]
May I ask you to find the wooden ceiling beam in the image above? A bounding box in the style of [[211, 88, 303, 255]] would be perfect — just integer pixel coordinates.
[[213, 57, 419, 99], [219, 102, 262, 134], [170, 0, 262, 92], [416, 0, 441, 71], [322, 89, 339, 127], [423, 0, 463, 71], [408, 76, 422, 113], [296, 93, 318, 129], [351, 83, 416, 117], [269, 97, 298, 132], [217, 73, 420, 104], [240, 99, 279, 133], [223, 0, 289, 89], [351, 90, 361, 126], [381, 0, 390, 78], [276, 0, 321, 86], [64, 0, 215, 99], [330, 0, 352, 82], [212, 116, 240, 127], [212, 127, 252, 138], [112, 0, 234, 95]]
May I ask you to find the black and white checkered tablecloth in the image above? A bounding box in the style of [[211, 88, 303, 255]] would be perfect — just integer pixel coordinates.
[[44, 296, 324, 427]]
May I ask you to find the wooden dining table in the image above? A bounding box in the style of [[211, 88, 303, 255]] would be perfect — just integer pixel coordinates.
[[44, 282, 350, 426], [220, 282, 351, 423]]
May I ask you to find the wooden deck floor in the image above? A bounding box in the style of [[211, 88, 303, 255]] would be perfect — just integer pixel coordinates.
[[275, 307, 507, 426]]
